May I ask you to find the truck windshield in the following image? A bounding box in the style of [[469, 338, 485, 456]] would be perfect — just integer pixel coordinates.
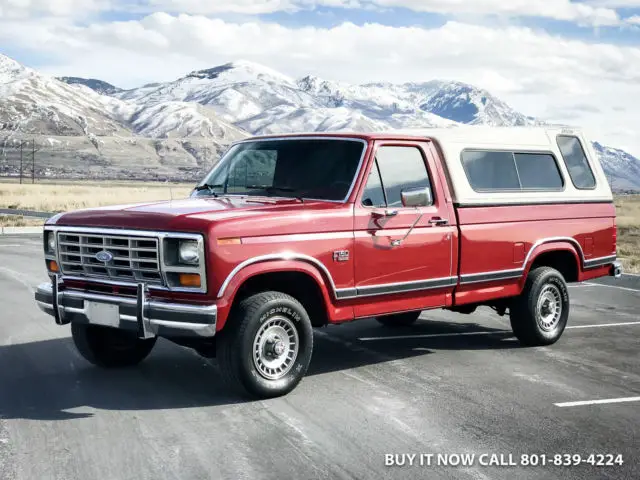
[[193, 138, 365, 201]]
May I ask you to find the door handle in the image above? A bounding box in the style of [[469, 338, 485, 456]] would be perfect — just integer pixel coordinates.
[[373, 209, 398, 218], [429, 217, 448, 226]]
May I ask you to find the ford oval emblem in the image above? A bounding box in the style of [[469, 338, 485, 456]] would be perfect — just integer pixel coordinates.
[[95, 250, 114, 263]]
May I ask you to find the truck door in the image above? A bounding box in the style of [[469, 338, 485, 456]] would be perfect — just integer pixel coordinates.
[[353, 141, 455, 318]]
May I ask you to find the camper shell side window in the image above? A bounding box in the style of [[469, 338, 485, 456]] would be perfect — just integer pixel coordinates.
[[460, 149, 565, 193]]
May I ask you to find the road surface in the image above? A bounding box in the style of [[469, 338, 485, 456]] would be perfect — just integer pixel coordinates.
[[0, 235, 638, 479]]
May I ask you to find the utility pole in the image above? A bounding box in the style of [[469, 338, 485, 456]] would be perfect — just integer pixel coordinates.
[[32, 139, 36, 184], [19, 141, 23, 184]]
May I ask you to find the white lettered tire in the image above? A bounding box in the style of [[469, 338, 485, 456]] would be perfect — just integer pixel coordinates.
[[217, 291, 314, 398], [510, 267, 570, 346]]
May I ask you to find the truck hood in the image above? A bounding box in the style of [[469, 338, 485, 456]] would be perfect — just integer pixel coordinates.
[[50, 196, 336, 232]]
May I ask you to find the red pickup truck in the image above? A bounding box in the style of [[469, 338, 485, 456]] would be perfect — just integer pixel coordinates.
[[35, 127, 621, 398]]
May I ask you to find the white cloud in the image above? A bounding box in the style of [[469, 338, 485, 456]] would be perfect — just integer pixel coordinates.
[[144, 0, 297, 15], [0, 0, 631, 27], [626, 15, 640, 24], [135, 0, 626, 26], [1, 13, 639, 155], [372, 0, 621, 26], [0, 0, 109, 18], [587, 1, 640, 6], [27, 13, 638, 86]]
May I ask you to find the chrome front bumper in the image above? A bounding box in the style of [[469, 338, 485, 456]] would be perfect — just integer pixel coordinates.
[[35, 278, 217, 339]]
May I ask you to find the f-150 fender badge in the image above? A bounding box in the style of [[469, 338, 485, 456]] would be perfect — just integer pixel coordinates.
[[333, 250, 350, 262]]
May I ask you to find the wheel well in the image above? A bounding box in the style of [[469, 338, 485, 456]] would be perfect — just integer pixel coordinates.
[[234, 271, 329, 327], [530, 250, 579, 283]]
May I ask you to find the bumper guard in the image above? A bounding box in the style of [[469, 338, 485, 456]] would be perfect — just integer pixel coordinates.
[[35, 277, 217, 339]]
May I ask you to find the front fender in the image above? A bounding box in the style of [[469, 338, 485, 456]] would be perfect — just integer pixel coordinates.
[[214, 259, 337, 330]]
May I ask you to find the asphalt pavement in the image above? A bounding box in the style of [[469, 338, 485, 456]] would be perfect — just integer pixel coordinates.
[[0, 234, 638, 480]]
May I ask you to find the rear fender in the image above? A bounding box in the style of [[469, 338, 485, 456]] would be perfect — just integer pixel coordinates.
[[520, 241, 582, 289]]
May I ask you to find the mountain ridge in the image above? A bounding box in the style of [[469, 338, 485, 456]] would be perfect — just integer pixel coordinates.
[[2, 53, 639, 190]]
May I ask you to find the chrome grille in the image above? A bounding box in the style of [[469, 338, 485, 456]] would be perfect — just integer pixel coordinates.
[[57, 232, 163, 285]]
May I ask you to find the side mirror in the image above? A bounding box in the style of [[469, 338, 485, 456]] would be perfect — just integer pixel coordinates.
[[401, 186, 432, 207]]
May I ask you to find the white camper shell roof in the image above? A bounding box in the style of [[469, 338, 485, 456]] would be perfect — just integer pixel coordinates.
[[394, 126, 613, 207]]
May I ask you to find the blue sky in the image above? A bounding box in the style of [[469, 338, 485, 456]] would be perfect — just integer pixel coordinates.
[[0, 0, 639, 154], [262, 4, 640, 44], [69, 2, 640, 44]]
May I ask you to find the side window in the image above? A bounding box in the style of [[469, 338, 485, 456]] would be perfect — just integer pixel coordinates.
[[461, 150, 520, 190], [514, 153, 564, 190], [361, 161, 386, 207], [375, 146, 433, 208], [462, 150, 564, 191], [557, 136, 596, 189]]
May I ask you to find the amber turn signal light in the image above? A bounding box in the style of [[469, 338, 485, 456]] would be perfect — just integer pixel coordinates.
[[217, 238, 242, 245], [178, 273, 201, 288], [48, 260, 59, 272]]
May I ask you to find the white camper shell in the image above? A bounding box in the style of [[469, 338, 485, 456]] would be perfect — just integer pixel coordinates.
[[398, 126, 613, 207]]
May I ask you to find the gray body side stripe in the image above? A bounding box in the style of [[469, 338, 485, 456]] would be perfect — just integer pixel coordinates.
[[218, 238, 616, 298]]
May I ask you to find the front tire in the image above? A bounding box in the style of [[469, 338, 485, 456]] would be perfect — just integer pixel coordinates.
[[217, 291, 314, 399], [71, 323, 157, 368], [510, 267, 570, 346], [376, 311, 422, 328]]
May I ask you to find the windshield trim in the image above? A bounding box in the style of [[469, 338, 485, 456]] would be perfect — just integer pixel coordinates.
[[199, 136, 369, 204]]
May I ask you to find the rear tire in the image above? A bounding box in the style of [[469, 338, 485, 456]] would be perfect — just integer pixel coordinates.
[[510, 267, 569, 346], [71, 323, 157, 368], [217, 291, 313, 399], [376, 311, 421, 328]]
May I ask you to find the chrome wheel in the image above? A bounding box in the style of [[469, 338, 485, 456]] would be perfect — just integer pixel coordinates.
[[536, 284, 562, 331], [253, 316, 299, 380]]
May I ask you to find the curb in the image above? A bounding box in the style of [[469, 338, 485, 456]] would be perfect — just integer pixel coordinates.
[[0, 226, 44, 235]]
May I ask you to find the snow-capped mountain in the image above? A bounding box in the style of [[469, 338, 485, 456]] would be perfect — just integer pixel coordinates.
[[2, 53, 639, 189], [115, 61, 639, 190], [58, 77, 122, 96], [0, 54, 131, 137], [406, 81, 536, 126], [296, 76, 531, 127], [116, 62, 536, 137], [0, 54, 247, 178], [295, 76, 458, 128], [129, 101, 246, 139], [0, 54, 246, 141], [237, 105, 392, 135], [118, 61, 320, 124], [593, 143, 640, 192]]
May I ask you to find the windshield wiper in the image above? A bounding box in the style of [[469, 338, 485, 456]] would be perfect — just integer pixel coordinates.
[[245, 185, 304, 202], [194, 183, 224, 197]]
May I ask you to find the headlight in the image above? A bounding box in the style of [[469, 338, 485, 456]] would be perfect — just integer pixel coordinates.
[[178, 240, 199, 265], [46, 232, 56, 253]]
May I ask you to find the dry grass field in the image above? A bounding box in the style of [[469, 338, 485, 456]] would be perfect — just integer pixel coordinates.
[[0, 181, 194, 213], [0, 215, 45, 227], [1, 181, 639, 273], [615, 194, 640, 273]]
